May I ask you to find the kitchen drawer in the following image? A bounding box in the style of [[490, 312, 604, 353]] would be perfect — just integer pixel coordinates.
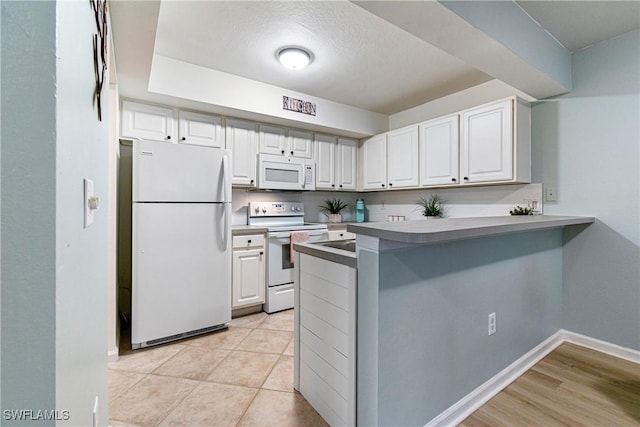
[[328, 230, 355, 241], [232, 234, 265, 249]]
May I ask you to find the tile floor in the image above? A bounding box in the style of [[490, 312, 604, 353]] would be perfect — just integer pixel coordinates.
[[108, 310, 329, 427]]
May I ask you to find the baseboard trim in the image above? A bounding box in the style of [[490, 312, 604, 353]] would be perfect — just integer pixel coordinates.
[[559, 329, 640, 363], [424, 330, 640, 427], [108, 346, 120, 363]]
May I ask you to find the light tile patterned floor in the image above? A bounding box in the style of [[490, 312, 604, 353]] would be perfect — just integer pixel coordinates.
[[109, 309, 328, 427]]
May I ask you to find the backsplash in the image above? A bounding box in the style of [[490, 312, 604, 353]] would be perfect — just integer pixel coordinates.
[[232, 184, 542, 225], [361, 184, 542, 222]]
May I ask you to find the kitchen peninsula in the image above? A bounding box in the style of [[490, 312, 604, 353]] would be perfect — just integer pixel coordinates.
[[347, 215, 594, 426]]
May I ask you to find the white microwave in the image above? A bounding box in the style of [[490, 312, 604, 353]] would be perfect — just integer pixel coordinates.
[[257, 153, 316, 191]]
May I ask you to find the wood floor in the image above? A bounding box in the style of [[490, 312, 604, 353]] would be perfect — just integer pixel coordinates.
[[459, 342, 640, 427]]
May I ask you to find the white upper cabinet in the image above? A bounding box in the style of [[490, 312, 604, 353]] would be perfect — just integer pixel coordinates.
[[361, 134, 388, 190], [178, 111, 224, 148], [259, 125, 313, 158], [316, 135, 356, 191], [461, 99, 514, 184], [121, 100, 175, 142], [258, 124, 288, 155], [420, 115, 459, 186], [387, 126, 419, 189], [288, 129, 314, 159], [315, 134, 336, 190], [336, 138, 357, 191], [226, 118, 258, 187]]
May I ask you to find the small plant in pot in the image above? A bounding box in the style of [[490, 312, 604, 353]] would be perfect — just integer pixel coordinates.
[[319, 198, 348, 223], [417, 194, 444, 218], [509, 205, 533, 215]]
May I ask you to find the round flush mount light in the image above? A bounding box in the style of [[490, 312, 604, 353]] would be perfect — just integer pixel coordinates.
[[277, 47, 312, 70]]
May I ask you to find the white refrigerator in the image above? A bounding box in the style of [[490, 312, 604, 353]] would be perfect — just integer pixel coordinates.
[[131, 140, 232, 349]]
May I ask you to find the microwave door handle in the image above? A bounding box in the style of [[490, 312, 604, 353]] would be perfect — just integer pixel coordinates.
[[300, 165, 306, 189]]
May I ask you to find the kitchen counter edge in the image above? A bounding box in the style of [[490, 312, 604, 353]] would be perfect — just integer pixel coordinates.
[[293, 242, 357, 268], [346, 215, 595, 245], [232, 226, 268, 236]]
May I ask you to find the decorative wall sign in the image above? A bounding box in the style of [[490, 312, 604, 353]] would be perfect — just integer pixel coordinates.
[[91, 0, 108, 121], [283, 96, 316, 116]]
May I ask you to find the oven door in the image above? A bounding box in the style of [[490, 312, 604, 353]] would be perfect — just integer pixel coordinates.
[[267, 229, 328, 286]]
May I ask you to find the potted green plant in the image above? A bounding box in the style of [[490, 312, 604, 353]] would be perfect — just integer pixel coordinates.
[[417, 194, 444, 218], [319, 198, 349, 223], [509, 205, 533, 215]]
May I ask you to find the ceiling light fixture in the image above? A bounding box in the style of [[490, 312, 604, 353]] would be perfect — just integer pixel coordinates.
[[277, 47, 312, 70]]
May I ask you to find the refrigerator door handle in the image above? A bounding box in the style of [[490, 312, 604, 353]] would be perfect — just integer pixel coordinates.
[[221, 152, 231, 250], [223, 203, 230, 250], [222, 151, 232, 203]]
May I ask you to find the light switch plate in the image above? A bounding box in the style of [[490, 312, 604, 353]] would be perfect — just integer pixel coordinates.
[[84, 178, 95, 228]]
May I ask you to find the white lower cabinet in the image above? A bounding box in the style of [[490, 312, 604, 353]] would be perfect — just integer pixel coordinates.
[[327, 230, 355, 241], [232, 234, 265, 309], [295, 253, 356, 427]]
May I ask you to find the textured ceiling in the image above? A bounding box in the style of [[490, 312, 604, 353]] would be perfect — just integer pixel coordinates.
[[111, 0, 640, 118], [153, 1, 491, 115]]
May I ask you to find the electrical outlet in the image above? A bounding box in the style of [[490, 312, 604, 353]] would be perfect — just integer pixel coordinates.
[[545, 187, 557, 202], [488, 312, 497, 336]]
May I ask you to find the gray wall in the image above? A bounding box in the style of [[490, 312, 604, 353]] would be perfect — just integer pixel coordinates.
[[357, 230, 564, 425], [1, 1, 109, 425], [2, 1, 57, 418], [531, 29, 640, 350]]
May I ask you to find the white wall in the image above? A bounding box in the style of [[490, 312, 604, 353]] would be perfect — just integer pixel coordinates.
[[149, 55, 388, 138], [531, 30, 640, 350], [1, 1, 109, 425], [388, 79, 534, 130]]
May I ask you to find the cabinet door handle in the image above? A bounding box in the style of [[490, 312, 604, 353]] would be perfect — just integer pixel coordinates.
[[331, 184, 335, 187], [340, 233, 344, 237], [166, 135, 171, 140], [339, 184, 343, 188], [250, 179, 254, 184], [463, 177, 469, 181], [281, 149, 285, 154], [389, 183, 393, 187], [259, 251, 264, 255], [451, 178, 457, 182], [381, 184, 385, 188], [290, 151, 294, 155], [181, 137, 186, 141]]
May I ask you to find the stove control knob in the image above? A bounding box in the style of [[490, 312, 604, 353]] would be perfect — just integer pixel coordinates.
[[290, 206, 295, 212], [295, 206, 302, 212], [262, 208, 267, 214], [254, 207, 260, 214]]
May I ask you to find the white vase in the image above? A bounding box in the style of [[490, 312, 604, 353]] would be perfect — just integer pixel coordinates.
[[328, 213, 343, 223]]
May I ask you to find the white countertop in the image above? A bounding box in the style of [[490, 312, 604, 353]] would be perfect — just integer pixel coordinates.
[[346, 215, 595, 245]]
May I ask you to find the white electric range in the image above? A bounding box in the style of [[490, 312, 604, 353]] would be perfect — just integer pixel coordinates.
[[248, 201, 328, 313]]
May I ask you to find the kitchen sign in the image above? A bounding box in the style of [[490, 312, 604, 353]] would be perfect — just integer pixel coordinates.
[[283, 96, 316, 116]]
